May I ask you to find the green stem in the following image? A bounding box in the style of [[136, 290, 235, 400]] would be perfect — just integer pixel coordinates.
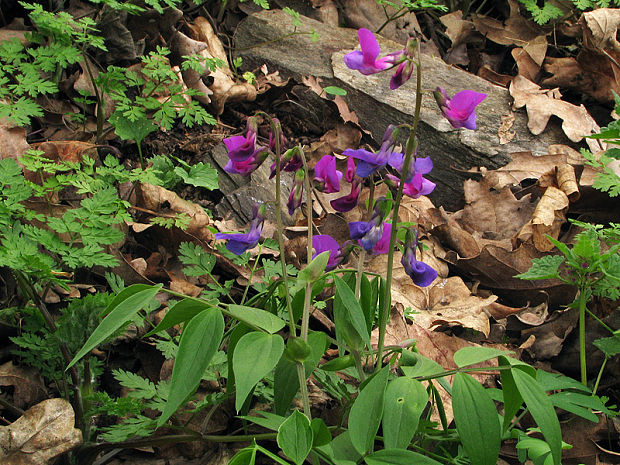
[[592, 357, 607, 396], [241, 243, 263, 306], [271, 123, 295, 334], [578, 288, 588, 385], [298, 145, 314, 419], [352, 350, 366, 382], [137, 141, 145, 170], [376, 50, 423, 372]]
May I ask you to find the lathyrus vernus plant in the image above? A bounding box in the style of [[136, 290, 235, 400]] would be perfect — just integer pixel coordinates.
[[66, 25, 592, 465]]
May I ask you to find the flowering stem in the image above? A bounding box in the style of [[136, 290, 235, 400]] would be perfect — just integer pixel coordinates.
[[376, 47, 422, 372], [298, 145, 314, 420], [577, 288, 588, 385], [271, 120, 296, 335]]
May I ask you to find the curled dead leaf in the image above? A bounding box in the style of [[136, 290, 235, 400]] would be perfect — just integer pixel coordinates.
[[531, 186, 569, 252], [510, 75, 602, 151], [0, 398, 82, 465], [0, 362, 47, 409], [185, 17, 257, 114], [137, 183, 212, 243]]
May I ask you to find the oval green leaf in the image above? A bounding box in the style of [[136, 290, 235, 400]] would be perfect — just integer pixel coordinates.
[[452, 373, 501, 465], [227, 305, 286, 334], [382, 377, 428, 449], [158, 307, 224, 426], [349, 366, 389, 455], [323, 86, 347, 96], [68, 284, 162, 369], [454, 346, 513, 368], [233, 332, 284, 411], [277, 410, 313, 465]]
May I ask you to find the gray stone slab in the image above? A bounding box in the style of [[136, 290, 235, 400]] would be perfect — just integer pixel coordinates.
[[234, 9, 572, 209]]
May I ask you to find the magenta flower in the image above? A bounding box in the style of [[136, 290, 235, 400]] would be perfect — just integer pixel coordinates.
[[390, 61, 414, 90], [386, 156, 435, 198], [343, 125, 402, 178], [314, 155, 343, 193], [401, 229, 437, 287], [433, 87, 486, 130], [344, 28, 402, 75], [224, 148, 268, 176], [387, 173, 436, 199], [345, 157, 356, 183], [331, 179, 361, 213], [215, 204, 265, 255], [312, 235, 342, 270], [269, 147, 303, 179]]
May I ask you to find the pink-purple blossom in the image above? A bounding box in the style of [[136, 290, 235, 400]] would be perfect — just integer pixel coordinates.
[[314, 155, 343, 193], [348, 197, 391, 251], [215, 204, 265, 255], [312, 235, 342, 270], [287, 169, 305, 216], [386, 156, 435, 198], [433, 87, 486, 130], [224, 148, 268, 175], [344, 28, 402, 75], [330, 179, 361, 213], [390, 60, 414, 90]]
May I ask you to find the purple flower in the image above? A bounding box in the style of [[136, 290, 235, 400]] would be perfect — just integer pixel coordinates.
[[331, 179, 361, 213], [224, 148, 268, 175], [269, 119, 286, 152], [386, 156, 435, 198], [390, 61, 414, 90], [433, 87, 486, 130], [401, 229, 437, 287], [287, 169, 305, 216], [345, 157, 356, 183], [372, 222, 391, 254], [343, 125, 402, 178], [215, 204, 265, 255], [269, 148, 303, 179], [312, 235, 342, 270], [344, 28, 402, 75], [314, 155, 343, 193], [348, 198, 391, 251]]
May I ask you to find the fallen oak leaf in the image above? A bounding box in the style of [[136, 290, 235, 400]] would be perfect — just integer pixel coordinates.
[[509, 75, 603, 151]]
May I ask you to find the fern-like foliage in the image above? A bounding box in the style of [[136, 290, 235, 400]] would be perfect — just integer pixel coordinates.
[[518, 0, 620, 24]]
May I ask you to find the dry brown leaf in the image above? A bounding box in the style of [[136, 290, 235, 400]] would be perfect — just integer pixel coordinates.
[[440, 11, 476, 47], [137, 183, 212, 243], [511, 46, 541, 81], [0, 362, 47, 410], [0, 28, 28, 44], [530, 186, 569, 252], [308, 124, 362, 163], [477, 65, 513, 87], [169, 30, 212, 106], [510, 75, 602, 151], [583, 8, 620, 50], [185, 17, 257, 114], [0, 398, 82, 465], [556, 164, 580, 202], [460, 179, 536, 240], [300, 75, 359, 124], [0, 121, 30, 162], [451, 242, 575, 307], [473, 0, 547, 72]]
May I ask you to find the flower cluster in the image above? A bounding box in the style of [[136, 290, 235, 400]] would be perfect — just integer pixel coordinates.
[[215, 28, 485, 289]]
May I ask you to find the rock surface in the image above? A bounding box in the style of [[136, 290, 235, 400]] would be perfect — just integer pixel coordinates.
[[234, 9, 572, 209]]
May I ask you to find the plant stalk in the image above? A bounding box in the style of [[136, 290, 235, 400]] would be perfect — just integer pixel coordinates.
[[578, 288, 588, 385], [376, 47, 423, 372]]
